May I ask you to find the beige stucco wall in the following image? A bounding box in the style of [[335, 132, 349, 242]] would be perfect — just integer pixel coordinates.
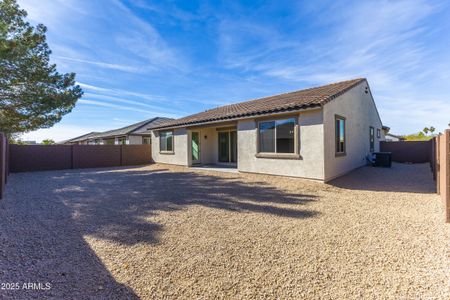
[[323, 82, 383, 181], [149, 81, 382, 181], [151, 128, 188, 165], [187, 127, 218, 166], [237, 109, 325, 180]]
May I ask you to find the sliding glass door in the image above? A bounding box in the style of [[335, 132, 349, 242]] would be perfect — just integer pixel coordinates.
[[218, 132, 229, 162], [218, 131, 237, 163], [230, 131, 237, 163]]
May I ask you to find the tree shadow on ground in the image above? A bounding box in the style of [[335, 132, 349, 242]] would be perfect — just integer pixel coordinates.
[[0, 165, 318, 298], [52, 166, 319, 245], [329, 163, 436, 194], [0, 175, 140, 299]]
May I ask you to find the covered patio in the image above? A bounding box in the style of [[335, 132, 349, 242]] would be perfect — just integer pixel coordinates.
[[187, 122, 238, 167], [189, 164, 238, 173]]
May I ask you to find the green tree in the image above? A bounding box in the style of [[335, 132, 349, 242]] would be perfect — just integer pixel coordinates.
[[404, 131, 433, 141], [423, 127, 429, 135], [41, 138, 55, 145], [0, 0, 82, 137]]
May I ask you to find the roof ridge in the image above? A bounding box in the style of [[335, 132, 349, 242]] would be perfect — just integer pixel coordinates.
[[150, 78, 368, 130], [204, 78, 366, 111], [96, 117, 159, 137]]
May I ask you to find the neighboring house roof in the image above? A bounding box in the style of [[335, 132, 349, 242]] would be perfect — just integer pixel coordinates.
[[84, 118, 157, 139], [61, 132, 100, 144], [132, 117, 173, 134], [64, 117, 173, 143], [149, 78, 366, 130], [89, 117, 174, 139], [386, 133, 405, 141]]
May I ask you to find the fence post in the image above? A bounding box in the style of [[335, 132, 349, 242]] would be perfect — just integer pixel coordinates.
[[120, 145, 123, 166], [5, 137, 9, 181], [70, 145, 74, 169], [431, 138, 436, 180], [437, 135, 441, 194], [446, 130, 450, 223]]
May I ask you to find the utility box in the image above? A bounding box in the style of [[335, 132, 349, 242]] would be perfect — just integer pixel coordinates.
[[372, 152, 392, 168]]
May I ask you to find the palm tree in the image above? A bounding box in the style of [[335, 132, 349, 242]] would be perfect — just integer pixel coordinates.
[[423, 127, 429, 135], [429, 126, 435, 135]]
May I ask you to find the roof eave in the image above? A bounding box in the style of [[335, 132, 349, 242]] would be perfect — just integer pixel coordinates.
[[149, 104, 322, 130]]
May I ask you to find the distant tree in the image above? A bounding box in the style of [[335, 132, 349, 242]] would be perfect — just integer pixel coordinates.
[[423, 127, 429, 135], [0, 0, 82, 137], [41, 139, 55, 145], [404, 132, 433, 141]]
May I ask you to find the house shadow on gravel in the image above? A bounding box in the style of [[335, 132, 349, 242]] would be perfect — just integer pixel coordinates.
[[329, 162, 436, 194], [0, 166, 318, 298]]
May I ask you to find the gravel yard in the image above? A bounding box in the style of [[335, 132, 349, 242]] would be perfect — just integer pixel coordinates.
[[0, 163, 449, 299]]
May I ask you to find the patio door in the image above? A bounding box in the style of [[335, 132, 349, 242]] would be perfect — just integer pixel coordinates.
[[218, 131, 237, 163], [191, 131, 201, 164]]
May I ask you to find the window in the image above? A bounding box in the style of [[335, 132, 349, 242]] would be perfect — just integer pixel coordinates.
[[160, 130, 173, 152], [142, 137, 151, 144], [335, 115, 346, 155], [377, 128, 381, 139], [369, 127, 375, 152], [258, 118, 296, 154]]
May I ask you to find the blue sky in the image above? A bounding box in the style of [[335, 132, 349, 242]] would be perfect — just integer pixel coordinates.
[[18, 0, 450, 142]]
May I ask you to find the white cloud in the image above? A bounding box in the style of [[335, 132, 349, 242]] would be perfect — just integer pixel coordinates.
[[78, 99, 180, 118], [110, 0, 188, 71], [83, 93, 182, 115], [216, 0, 450, 133], [54, 56, 144, 73], [77, 82, 166, 103], [17, 0, 82, 27], [78, 99, 152, 114]]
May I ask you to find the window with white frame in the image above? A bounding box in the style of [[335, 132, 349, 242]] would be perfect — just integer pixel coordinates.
[[369, 127, 375, 152], [142, 137, 151, 144], [159, 130, 173, 152], [335, 115, 346, 155], [258, 118, 296, 154]]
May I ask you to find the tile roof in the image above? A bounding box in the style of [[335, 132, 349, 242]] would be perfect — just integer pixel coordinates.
[[65, 117, 173, 142], [150, 78, 366, 129], [90, 117, 173, 139], [62, 132, 100, 143]]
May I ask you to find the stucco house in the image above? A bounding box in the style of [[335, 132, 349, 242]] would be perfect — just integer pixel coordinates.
[[148, 78, 385, 182], [384, 133, 405, 142], [61, 131, 100, 145], [64, 117, 172, 145]]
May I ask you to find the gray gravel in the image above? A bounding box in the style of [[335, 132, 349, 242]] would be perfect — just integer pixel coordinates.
[[0, 163, 449, 299]]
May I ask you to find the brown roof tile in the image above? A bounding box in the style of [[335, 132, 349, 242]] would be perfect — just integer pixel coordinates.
[[150, 78, 366, 129]]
